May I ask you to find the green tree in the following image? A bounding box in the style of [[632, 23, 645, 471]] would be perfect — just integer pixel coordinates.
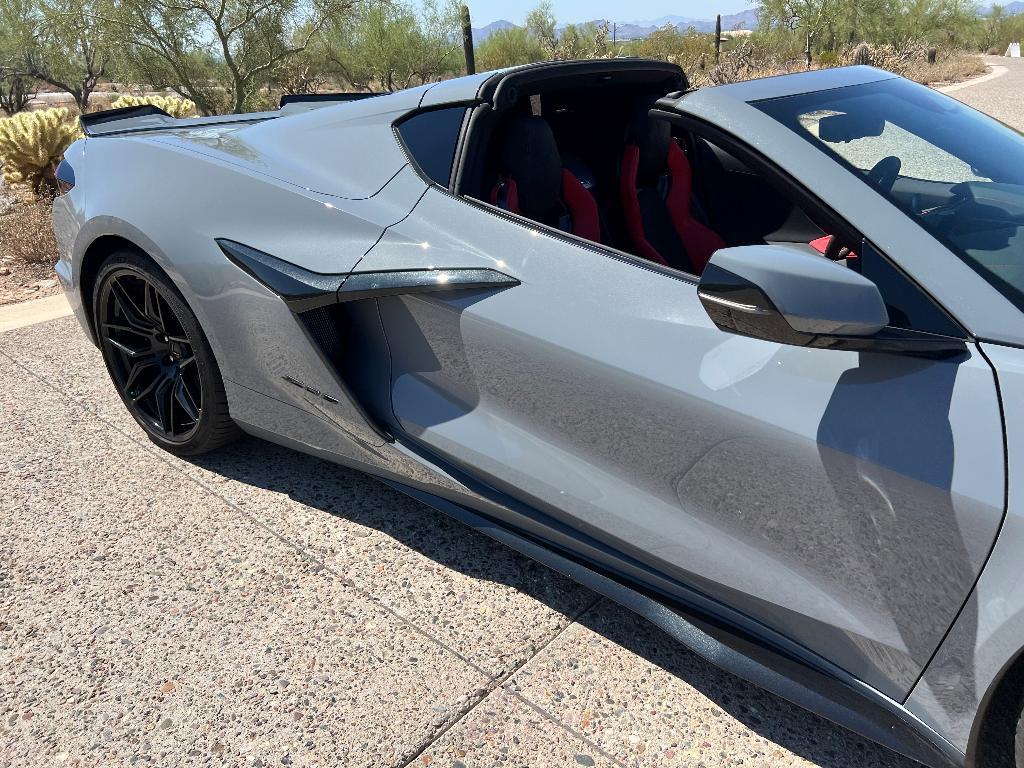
[[0, 7, 35, 114], [321, 0, 461, 92], [475, 3, 615, 70], [1, 0, 116, 111], [759, 0, 840, 66], [525, 0, 556, 52], [475, 25, 545, 69], [634, 23, 714, 65], [112, 0, 347, 114]]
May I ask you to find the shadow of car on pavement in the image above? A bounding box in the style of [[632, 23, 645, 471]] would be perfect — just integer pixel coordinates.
[[188, 436, 916, 768]]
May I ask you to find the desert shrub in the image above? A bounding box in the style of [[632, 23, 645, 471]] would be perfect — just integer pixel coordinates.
[[840, 41, 930, 71], [634, 25, 715, 71], [110, 94, 196, 118], [900, 49, 986, 84], [699, 39, 804, 86], [838, 41, 984, 83], [476, 26, 546, 70], [815, 49, 841, 67], [0, 108, 80, 194], [0, 193, 58, 265]]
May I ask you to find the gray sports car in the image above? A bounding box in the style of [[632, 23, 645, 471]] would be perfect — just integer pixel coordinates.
[[52, 59, 1024, 767]]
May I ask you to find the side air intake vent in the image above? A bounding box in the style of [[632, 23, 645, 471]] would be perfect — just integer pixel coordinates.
[[298, 304, 345, 372]]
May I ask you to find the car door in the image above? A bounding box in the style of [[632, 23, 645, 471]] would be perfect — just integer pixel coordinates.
[[360, 108, 1005, 701]]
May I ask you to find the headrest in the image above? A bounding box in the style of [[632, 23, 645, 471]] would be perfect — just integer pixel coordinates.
[[627, 94, 671, 187], [499, 115, 563, 222]]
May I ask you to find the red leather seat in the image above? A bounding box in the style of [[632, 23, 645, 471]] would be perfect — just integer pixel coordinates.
[[620, 98, 725, 273], [489, 115, 601, 243]]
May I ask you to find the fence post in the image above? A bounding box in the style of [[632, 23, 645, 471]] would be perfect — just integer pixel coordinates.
[[715, 14, 721, 62], [461, 5, 476, 76]]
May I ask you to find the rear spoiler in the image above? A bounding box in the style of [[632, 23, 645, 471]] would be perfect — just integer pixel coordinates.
[[80, 104, 282, 137], [279, 92, 378, 107], [80, 104, 174, 136], [81, 93, 377, 137]]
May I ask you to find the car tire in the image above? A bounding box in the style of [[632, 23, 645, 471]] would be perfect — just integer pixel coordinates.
[[92, 249, 241, 456], [1017, 708, 1024, 768]]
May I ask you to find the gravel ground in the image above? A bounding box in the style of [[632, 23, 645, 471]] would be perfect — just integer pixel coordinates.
[[0, 319, 917, 768], [4, 60, 1018, 768]]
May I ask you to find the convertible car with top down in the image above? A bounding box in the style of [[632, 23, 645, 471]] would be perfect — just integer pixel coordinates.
[[51, 59, 1024, 768]]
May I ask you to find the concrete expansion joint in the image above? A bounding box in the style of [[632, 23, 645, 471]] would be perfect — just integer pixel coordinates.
[[396, 594, 621, 768]]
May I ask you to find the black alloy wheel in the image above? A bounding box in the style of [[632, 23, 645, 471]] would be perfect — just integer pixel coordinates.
[[93, 250, 239, 455]]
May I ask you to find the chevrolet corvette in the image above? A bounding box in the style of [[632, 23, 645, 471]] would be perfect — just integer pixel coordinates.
[[52, 59, 1024, 767]]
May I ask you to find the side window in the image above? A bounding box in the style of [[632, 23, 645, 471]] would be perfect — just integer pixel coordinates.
[[688, 128, 963, 336], [396, 107, 467, 188], [855, 241, 964, 337]]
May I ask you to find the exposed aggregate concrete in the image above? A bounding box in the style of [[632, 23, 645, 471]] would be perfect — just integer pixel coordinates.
[[7, 57, 1023, 767], [0, 313, 923, 768]]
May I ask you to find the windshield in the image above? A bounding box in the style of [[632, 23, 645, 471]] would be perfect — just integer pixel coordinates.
[[754, 77, 1024, 313]]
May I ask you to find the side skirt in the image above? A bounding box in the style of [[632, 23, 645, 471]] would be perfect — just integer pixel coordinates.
[[383, 478, 965, 768]]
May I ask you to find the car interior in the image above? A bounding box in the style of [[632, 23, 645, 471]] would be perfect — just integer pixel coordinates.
[[461, 81, 855, 277]]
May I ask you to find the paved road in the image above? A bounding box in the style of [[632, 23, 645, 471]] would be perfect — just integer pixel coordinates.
[[939, 55, 1024, 130], [3, 61, 1016, 768]]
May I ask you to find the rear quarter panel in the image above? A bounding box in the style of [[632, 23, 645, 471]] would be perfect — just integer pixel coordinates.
[[65, 129, 426, 453]]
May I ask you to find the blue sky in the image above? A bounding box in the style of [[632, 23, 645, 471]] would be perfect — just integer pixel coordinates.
[[466, 0, 755, 26]]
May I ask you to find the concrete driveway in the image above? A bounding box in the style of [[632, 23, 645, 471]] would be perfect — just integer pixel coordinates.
[[4, 59, 1017, 768], [2, 318, 914, 768], [936, 54, 1024, 124]]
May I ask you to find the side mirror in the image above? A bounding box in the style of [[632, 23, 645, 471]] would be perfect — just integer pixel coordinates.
[[698, 244, 888, 349]]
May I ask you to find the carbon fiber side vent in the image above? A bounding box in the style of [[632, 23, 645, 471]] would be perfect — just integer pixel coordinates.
[[298, 304, 345, 371]]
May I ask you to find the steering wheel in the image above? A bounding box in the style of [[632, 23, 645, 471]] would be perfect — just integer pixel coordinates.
[[866, 155, 901, 193]]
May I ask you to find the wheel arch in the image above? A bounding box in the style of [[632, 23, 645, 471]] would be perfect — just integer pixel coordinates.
[[967, 645, 1024, 768], [74, 217, 200, 346], [79, 234, 145, 344]]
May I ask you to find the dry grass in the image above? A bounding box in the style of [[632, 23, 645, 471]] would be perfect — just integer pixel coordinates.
[[838, 42, 986, 84], [901, 51, 987, 84], [686, 40, 986, 89], [0, 193, 58, 266]]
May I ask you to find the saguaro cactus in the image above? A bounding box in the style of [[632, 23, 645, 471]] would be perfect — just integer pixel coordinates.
[[110, 94, 197, 118], [0, 108, 80, 195], [461, 5, 476, 75]]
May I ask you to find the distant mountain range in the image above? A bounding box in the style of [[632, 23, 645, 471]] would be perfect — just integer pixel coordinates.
[[472, 8, 759, 43], [995, 1, 1024, 14], [472, 2, 1024, 42]]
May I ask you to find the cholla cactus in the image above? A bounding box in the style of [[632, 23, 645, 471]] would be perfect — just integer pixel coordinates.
[[110, 94, 196, 118], [0, 108, 80, 195]]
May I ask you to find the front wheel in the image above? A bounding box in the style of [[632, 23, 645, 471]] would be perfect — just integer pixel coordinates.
[[1017, 708, 1024, 768], [92, 250, 241, 456]]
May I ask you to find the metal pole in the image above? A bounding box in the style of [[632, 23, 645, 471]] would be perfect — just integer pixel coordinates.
[[715, 14, 721, 62], [461, 5, 476, 76]]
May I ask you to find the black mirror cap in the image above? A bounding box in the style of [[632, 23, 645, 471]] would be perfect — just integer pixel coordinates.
[[698, 262, 812, 346], [697, 262, 968, 359]]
